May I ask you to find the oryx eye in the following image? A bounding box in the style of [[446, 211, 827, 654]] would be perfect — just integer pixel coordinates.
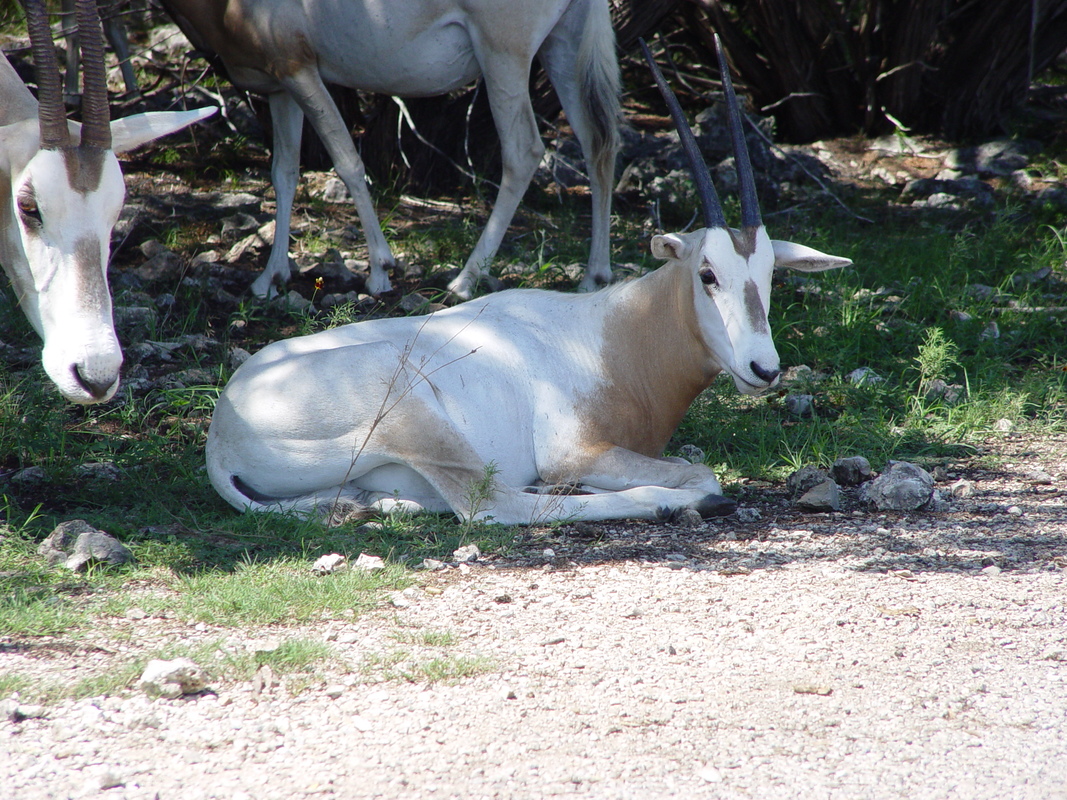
[[699, 263, 718, 287], [17, 190, 41, 227]]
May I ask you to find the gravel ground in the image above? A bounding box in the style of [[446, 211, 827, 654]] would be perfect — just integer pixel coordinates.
[[4, 434, 1066, 799]]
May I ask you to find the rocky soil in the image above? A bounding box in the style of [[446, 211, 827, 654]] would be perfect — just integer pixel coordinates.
[[4, 433, 1066, 800]]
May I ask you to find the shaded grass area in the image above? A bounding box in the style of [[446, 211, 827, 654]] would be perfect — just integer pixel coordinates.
[[1, 130, 1065, 699]]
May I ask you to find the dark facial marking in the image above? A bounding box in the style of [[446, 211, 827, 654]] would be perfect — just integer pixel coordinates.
[[62, 147, 106, 194], [743, 279, 768, 333], [74, 235, 110, 309], [729, 226, 760, 258]]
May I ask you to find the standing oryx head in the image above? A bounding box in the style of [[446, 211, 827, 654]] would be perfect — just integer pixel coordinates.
[[1, 0, 214, 404], [640, 37, 850, 395]]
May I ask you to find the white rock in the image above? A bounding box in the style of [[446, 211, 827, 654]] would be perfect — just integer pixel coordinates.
[[848, 367, 885, 386], [312, 553, 348, 575], [138, 658, 208, 699], [698, 766, 723, 783], [734, 507, 762, 523], [453, 544, 481, 563], [354, 553, 385, 572], [950, 479, 975, 498]]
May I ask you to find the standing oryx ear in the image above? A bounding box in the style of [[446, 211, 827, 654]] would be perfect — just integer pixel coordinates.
[[651, 232, 695, 262], [771, 240, 852, 273], [107, 107, 218, 154]]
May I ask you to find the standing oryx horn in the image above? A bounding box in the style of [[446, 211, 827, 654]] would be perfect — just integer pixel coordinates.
[[25, 0, 71, 150], [639, 35, 762, 230], [76, 0, 112, 150]]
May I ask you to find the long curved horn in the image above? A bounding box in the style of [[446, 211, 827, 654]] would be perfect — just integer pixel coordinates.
[[639, 38, 725, 230], [75, 0, 112, 150], [25, 0, 71, 150], [714, 34, 761, 228]]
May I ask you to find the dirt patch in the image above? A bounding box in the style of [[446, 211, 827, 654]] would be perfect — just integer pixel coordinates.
[[4, 434, 1065, 799]]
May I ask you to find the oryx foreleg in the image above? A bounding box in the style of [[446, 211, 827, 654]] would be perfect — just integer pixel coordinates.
[[447, 54, 543, 300], [250, 91, 303, 298], [272, 67, 397, 296], [546, 446, 722, 494]]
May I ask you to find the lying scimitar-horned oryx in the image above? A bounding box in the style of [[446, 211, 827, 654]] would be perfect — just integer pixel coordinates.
[[1, 0, 214, 404], [159, 0, 619, 300], [206, 36, 851, 525]]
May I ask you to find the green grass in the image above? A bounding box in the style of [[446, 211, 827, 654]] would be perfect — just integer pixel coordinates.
[[1, 122, 1066, 702]]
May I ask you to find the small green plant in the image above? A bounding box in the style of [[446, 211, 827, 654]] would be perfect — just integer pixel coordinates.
[[460, 461, 501, 537], [391, 628, 459, 647], [913, 327, 961, 396]]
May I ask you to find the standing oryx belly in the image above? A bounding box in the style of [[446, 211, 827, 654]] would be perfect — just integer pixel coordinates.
[[159, 0, 620, 299]]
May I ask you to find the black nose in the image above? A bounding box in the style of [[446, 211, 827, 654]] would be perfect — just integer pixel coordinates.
[[750, 361, 780, 385], [73, 365, 117, 400]]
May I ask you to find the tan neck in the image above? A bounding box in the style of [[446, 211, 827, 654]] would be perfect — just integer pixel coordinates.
[[583, 264, 719, 457]]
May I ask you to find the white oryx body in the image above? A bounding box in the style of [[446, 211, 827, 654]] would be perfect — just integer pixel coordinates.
[[207, 229, 848, 524], [1, 0, 213, 403], [205, 35, 851, 525], [160, 0, 620, 299]]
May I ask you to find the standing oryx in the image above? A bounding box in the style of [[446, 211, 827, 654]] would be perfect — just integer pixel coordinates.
[[1, 0, 213, 403], [205, 36, 851, 525], [159, 0, 620, 300]]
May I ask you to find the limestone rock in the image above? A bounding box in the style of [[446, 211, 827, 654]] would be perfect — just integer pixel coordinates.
[[138, 658, 208, 699], [798, 480, 841, 512], [831, 456, 873, 487], [38, 520, 133, 571], [787, 465, 830, 497], [860, 461, 934, 511]]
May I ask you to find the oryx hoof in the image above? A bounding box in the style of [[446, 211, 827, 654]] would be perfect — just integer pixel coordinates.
[[691, 494, 737, 519]]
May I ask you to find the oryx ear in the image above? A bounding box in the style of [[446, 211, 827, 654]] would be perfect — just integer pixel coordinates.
[[651, 233, 693, 262], [771, 240, 852, 273], [108, 107, 217, 154]]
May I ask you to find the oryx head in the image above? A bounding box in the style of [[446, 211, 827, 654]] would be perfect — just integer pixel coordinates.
[[641, 37, 850, 395], [1, 0, 214, 403]]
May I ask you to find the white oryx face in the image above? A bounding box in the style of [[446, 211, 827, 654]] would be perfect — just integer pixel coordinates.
[[1, 0, 216, 404], [642, 33, 849, 397], [651, 225, 778, 394], [651, 226, 849, 395], [10, 145, 125, 402]]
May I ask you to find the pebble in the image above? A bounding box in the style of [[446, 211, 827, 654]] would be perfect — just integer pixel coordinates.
[[353, 553, 384, 572], [734, 507, 761, 523], [950, 479, 975, 498], [312, 553, 348, 575], [453, 544, 481, 563]]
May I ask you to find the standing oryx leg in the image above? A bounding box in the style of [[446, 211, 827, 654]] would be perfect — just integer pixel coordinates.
[[99, 2, 138, 94], [61, 1, 139, 99], [447, 53, 543, 300], [538, 1, 620, 291], [253, 67, 397, 298], [250, 91, 303, 298]]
